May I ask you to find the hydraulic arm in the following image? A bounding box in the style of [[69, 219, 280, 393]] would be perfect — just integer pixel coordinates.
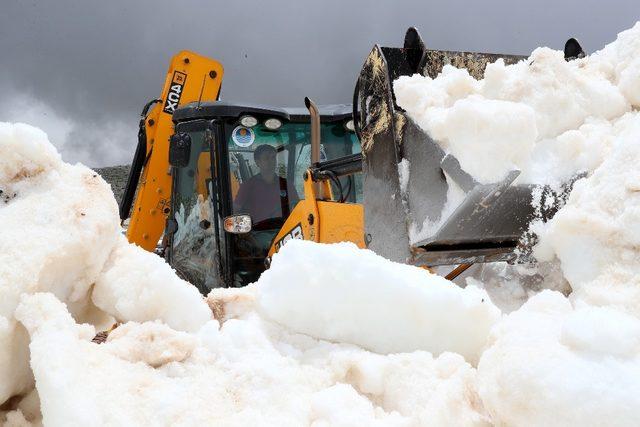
[[120, 51, 224, 251]]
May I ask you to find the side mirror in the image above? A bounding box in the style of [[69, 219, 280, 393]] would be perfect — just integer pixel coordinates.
[[169, 132, 192, 168], [223, 214, 252, 234]]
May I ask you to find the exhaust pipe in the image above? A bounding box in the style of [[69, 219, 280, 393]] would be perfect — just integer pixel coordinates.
[[305, 97, 322, 196], [304, 97, 321, 164]]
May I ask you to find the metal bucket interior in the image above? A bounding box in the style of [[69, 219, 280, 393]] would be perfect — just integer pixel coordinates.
[[354, 27, 578, 267]]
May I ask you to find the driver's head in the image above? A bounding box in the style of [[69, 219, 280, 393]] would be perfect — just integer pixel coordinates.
[[254, 144, 277, 176]]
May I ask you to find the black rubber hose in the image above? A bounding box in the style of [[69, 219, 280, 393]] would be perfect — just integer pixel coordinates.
[[341, 175, 353, 203], [352, 79, 363, 142], [322, 171, 343, 202]]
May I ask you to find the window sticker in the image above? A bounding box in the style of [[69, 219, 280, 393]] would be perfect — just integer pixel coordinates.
[[231, 126, 256, 147]]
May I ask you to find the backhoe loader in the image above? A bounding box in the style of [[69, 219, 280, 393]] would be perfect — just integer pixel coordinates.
[[121, 29, 585, 294], [120, 50, 364, 291]]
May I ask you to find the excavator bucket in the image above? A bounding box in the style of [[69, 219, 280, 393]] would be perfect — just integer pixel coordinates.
[[353, 28, 581, 267]]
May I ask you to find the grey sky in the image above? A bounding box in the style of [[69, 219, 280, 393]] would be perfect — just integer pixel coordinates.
[[0, 0, 638, 166]]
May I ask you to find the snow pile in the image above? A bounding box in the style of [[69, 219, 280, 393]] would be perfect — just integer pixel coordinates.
[[12, 290, 489, 426], [1, 122, 496, 425], [394, 23, 640, 186], [393, 23, 640, 425], [258, 241, 500, 364], [3, 22, 640, 427], [534, 112, 640, 313], [477, 291, 640, 426], [0, 122, 211, 424]]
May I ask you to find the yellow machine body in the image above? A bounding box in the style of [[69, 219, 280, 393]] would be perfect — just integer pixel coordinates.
[[126, 51, 223, 250], [268, 173, 364, 258]]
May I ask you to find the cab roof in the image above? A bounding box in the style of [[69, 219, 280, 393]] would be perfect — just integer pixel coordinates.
[[173, 100, 352, 123]]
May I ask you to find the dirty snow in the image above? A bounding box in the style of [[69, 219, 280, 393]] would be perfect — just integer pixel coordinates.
[[397, 158, 410, 195], [0, 122, 210, 425], [2, 21, 640, 427]]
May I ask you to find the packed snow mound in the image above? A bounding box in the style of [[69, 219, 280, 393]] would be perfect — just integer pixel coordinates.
[[394, 23, 640, 185], [93, 236, 211, 333], [394, 22, 640, 426], [258, 240, 500, 364], [0, 122, 211, 410], [104, 320, 198, 367], [0, 121, 119, 405], [535, 113, 640, 303], [477, 291, 640, 426], [16, 292, 489, 426], [4, 21, 640, 427]]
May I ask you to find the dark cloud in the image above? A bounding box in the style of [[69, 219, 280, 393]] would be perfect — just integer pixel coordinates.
[[0, 0, 637, 166]]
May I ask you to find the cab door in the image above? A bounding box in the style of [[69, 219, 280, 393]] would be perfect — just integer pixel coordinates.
[[166, 120, 228, 294]]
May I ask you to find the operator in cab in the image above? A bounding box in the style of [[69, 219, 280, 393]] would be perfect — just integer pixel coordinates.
[[234, 144, 299, 227]]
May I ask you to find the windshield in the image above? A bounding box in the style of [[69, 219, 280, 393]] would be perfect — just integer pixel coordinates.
[[228, 121, 361, 220]]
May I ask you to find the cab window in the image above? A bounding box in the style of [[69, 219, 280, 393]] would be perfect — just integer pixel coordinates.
[[226, 119, 360, 286], [228, 121, 361, 222]]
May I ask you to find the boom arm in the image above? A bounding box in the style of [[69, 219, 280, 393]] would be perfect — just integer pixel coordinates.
[[121, 51, 223, 251]]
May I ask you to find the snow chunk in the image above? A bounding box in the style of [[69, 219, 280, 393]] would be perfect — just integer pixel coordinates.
[[420, 96, 538, 183], [257, 240, 501, 364], [206, 286, 257, 322], [0, 123, 61, 186], [0, 123, 120, 404], [478, 291, 640, 426], [105, 321, 197, 367], [93, 236, 212, 333], [536, 111, 640, 313]]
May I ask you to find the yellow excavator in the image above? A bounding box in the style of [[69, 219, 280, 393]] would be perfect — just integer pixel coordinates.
[[121, 29, 585, 293], [120, 50, 366, 291]]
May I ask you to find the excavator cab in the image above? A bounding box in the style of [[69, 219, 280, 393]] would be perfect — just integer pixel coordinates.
[[165, 101, 360, 292]]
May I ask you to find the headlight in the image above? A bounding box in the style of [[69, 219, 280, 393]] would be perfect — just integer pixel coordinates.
[[224, 214, 252, 234], [345, 119, 355, 132], [264, 118, 282, 130], [240, 115, 258, 127]]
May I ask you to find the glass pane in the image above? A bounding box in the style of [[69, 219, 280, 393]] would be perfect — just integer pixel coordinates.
[[320, 123, 362, 203], [227, 121, 361, 273], [228, 122, 361, 215], [229, 125, 301, 228], [171, 129, 222, 291]]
